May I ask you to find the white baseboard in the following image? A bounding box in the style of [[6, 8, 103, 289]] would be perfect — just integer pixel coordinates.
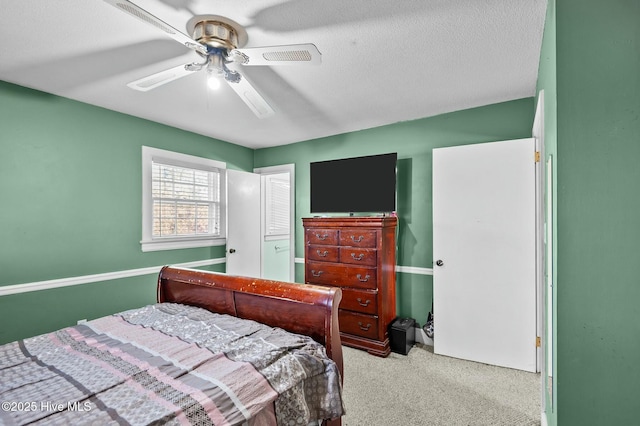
[[541, 412, 548, 426], [414, 325, 434, 346]]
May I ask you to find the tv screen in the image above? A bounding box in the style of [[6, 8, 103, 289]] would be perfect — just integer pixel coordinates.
[[310, 153, 397, 214]]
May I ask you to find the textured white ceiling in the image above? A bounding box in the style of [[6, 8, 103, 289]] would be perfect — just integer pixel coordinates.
[[0, 0, 547, 149]]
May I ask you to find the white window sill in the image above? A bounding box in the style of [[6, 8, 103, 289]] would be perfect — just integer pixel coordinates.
[[141, 237, 226, 252]]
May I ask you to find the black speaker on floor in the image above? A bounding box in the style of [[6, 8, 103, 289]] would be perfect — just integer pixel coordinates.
[[389, 317, 416, 355]]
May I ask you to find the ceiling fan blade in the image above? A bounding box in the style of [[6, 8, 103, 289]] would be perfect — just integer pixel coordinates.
[[230, 43, 321, 66], [102, 0, 207, 55], [127, 63, 197, 91], [225, 73, 275, 119]]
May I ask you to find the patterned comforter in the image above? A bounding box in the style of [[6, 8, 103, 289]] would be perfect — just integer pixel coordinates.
[[0, 303, 344, 425]]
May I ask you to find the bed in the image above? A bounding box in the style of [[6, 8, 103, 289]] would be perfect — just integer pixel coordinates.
[[0, 266, 345, 426]]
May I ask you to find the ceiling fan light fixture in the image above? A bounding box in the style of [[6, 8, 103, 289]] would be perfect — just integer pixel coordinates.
[[207, 74, 222, 90], [187, 16, 248, 51], [206, 52, 225, 90]]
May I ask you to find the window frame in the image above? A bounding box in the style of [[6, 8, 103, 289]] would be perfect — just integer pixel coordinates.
[[141, 146, 226, 252]]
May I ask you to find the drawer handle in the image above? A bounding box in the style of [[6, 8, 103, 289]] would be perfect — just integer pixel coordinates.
[[311, 270, 324, 277], [356, 298, 371, 307], [351, 253, 365, 261], [356, 274, 370, 282], [350, 235, 364, 243], [315, 233, 329, 240], [358, 322, 372, 331], [316, 249, 329, 257]]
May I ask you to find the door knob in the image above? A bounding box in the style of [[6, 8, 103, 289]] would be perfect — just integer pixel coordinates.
[[435, 259, 444, 267], [229, 248, 236, 253]]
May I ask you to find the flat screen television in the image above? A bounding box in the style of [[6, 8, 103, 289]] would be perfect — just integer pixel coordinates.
[[310, 153, 397, 214]]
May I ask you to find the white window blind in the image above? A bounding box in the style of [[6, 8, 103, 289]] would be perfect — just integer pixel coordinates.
[[265, 174, 290, 236], [152, 162, 221, 237]]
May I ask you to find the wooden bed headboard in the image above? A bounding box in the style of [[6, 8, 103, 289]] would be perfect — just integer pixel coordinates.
[[157, 266, 343, 380]]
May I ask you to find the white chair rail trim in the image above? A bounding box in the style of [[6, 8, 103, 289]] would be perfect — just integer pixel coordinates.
[[3, 259, 433, 297], [0, 258, 225, 297], [294, 257, 433, 276]]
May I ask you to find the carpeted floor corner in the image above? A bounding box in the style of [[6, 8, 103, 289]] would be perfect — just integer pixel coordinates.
[[341, 344, 540, 426]]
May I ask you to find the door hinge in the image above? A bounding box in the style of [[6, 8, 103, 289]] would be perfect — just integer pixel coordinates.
[[535, 151, 541, 163], [536, 336, 541, 347]]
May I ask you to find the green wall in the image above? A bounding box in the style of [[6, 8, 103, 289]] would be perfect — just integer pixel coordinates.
[[255, 98, 535, 323], [0, 81, 252, 344], [538, 0, 640, 424], [551, 0, 640, 424]]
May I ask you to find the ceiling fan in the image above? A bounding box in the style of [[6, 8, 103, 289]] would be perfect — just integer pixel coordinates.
[[102, 0, 322, 118]]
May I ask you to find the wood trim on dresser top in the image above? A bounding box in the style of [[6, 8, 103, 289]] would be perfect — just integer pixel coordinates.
[[303, 216, 397, 357]]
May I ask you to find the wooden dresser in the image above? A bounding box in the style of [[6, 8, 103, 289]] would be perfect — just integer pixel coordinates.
[[303, 216, 397, 357]]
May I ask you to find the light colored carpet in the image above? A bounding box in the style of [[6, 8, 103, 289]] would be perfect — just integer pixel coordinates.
[[341, 344, 540, 426]]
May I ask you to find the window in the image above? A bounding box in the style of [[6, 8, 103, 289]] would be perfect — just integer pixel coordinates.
[[141, 146, 226, 252], [264, 173, 290, 237]]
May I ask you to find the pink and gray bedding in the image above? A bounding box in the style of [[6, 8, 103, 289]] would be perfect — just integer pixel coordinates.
[[0, 303, 344, 425]]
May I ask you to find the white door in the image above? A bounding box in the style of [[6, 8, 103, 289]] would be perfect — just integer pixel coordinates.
[[433, 138, 537, 372], [226, 169, 261, 278], [254, 164, 295, 282]]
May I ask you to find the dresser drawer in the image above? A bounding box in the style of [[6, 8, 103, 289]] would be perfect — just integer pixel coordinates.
[[340, 247, 377, 266], [340, 288, 378, 315], [339, 229, 377, 248], [339, 310, 379, 340], [306, 229, 339, 245], [306, 262, 377, 290], [307, 246, 339, 262]]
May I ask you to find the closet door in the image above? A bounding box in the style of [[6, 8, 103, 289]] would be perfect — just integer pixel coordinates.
[[432, 138, 537, 372], [226, 170, 261, 278]]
